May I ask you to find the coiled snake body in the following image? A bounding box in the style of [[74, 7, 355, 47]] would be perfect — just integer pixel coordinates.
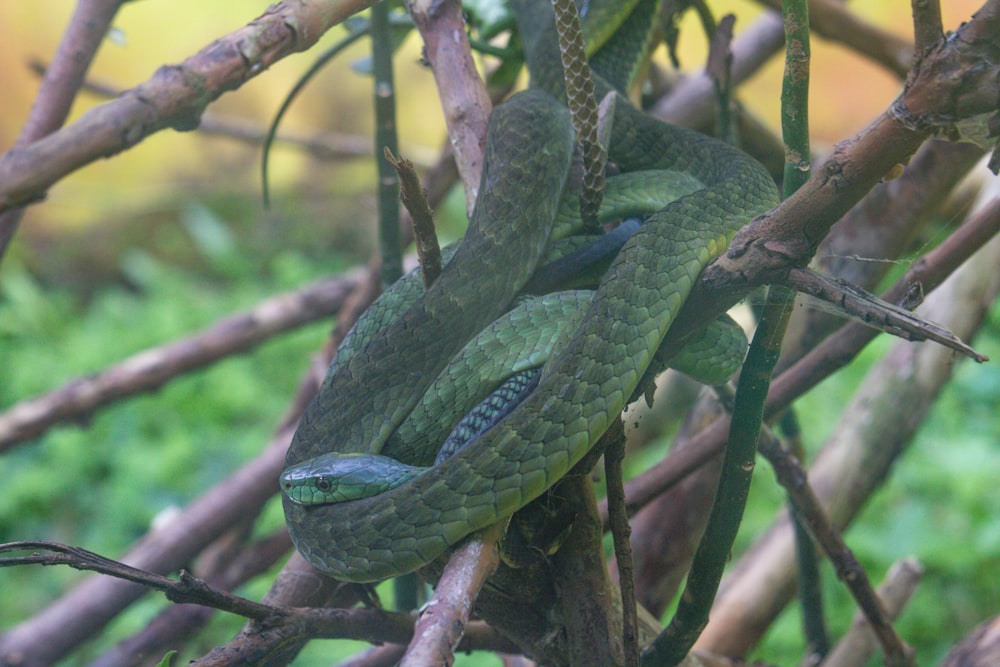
[[281, 0, 779, 583]]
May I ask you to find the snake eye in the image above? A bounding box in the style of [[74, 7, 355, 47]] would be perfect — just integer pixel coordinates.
[[315, 477, 332, 492]]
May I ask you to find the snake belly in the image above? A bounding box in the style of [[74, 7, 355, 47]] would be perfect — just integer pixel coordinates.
[[282, 2, 779, 583]]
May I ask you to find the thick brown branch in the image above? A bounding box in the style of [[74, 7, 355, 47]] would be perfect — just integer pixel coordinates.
[[402, 522, 505, 666], [407, 0, 492, 213], [0, 0, 379, 216], [28, 59, 383, 162], [706, 4, 998, 298]]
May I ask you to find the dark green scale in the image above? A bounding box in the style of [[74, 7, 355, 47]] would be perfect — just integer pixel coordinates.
[[281, 368, 544, 505], [435, 369, 542, 463]]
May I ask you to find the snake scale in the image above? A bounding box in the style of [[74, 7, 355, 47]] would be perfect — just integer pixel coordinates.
[[281, 0, 779, 582]]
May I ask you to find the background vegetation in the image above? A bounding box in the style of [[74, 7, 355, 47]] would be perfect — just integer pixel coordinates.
[[0, 1, 996, 666]]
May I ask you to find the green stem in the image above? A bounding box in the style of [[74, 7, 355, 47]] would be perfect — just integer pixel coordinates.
[[778, 0, 827, 657], [641, 288, 794, 667], [371, 0, 402, 287], [643, 2, 810, 664], [781, 0, 811, 198]]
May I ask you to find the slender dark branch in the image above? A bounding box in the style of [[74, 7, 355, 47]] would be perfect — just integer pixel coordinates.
[[0, 540, 517, 661], [89, 530, 293, 667], [911, 0, 944, 53], [756, 435, 915, 666], [642, 286, 793, 667], [604, 418, 640, 667], [0, 541, 282, 623], [372, 0, 403, 287], [781, 414, 829, 664]]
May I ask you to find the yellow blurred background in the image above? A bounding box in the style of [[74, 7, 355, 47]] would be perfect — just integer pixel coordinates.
[[0, 1, 985, 246]]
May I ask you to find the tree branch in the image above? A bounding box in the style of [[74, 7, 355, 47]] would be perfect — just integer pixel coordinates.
[[0, 273, 360, 451], [0, 0, 379, 217], [0, 0, 129, 259]]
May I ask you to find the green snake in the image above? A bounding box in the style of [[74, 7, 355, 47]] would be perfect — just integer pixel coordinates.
[[281, 0, 779, 583]]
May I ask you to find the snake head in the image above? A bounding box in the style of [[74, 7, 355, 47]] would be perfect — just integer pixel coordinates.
[[280, 452, 424, 506]]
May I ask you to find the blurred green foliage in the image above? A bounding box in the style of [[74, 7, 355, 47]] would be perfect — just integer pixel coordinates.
[[0, 1, 996, 663]]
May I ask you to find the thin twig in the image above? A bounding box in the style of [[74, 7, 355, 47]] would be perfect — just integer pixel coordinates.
[[88, 531, 293, 667], [653, 11, 786, 128], [604, 418, 640, 667], [0, 541, 282, 623], [786, 268, 987, 361], [780, 414, 829, 664], [756, 433, 915, 665], [262, 26, 371, 206], [706, 15, 736, 144], [816, 559, 923, 667]]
